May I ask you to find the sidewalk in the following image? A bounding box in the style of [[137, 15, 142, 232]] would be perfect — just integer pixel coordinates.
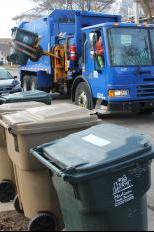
[[149, 209, 154, 231], [0, 203, 14, 213]]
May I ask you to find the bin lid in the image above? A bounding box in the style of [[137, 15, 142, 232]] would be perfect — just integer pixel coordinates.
[[36, 124, 154, 182], [13, 27, 39, 47], [0, 102, 45, 115], [2, 103, 98, 134], [0, 90, 52, 104]]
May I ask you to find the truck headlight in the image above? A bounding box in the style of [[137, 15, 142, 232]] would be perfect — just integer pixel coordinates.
[[109, 90, 130, 97]]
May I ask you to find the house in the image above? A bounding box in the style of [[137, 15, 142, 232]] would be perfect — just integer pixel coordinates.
[[12, 9, 44, 26], [0, 39, 11, 65]]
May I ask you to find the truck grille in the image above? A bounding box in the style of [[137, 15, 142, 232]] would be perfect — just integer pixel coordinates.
[[137, 85, 154, 97]]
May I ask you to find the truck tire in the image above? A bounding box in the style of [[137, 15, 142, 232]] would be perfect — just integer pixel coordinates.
[[65, 83, 71, 98], [23, 75, 31, 92], [75, 82, 94, 110], [30, 76, 38, 91]]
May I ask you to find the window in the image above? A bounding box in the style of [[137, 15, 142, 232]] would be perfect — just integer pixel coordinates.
[[89, 32, 97, 52], [89, 30, 105, 71], [108, 28, 152, 66], [82, 33, 87, 68]]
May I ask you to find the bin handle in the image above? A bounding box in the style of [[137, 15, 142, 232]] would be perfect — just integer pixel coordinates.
[[31, 149, 64, 178]]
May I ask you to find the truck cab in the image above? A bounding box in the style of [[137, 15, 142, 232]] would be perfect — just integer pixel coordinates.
[[73, 23, 154, 112]]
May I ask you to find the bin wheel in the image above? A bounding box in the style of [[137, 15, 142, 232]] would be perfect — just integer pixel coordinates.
[[0, 180, 16, 203], [13, 195, 23, 214], [28, 213, 57, 231]]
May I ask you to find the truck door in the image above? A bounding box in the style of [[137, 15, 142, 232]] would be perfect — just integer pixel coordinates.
[[83, 29, 107, 100]]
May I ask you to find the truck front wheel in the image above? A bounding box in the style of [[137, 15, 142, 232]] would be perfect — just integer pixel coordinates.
[[75, 82, 94, 110]]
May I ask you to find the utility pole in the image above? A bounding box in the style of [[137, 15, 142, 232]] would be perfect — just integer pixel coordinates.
[[87, 0, 91, 11], [135, 0, 140, 24]]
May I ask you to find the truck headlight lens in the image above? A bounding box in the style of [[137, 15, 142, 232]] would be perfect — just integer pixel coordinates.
[[109, 90, 130, 97]]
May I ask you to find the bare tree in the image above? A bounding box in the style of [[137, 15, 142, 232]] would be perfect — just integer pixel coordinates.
[[32, 0, 115, 12], [32, 0, 65, 12], [73, 0, 115, 11], [136, 0, 154, 18]]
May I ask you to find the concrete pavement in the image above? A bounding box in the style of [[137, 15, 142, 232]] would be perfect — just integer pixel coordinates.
[[149, 209, 154, 231], [0, 203, 14, 213]]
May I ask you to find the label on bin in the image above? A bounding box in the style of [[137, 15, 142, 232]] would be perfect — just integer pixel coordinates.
[[82, 134, 111, 147], [113, 175, 135, 207]]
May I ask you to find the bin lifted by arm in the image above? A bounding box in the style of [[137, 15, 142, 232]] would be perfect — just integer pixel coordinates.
[[8, 9, 154, 113]]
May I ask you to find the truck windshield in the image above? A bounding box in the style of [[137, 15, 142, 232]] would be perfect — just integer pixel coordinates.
[[108, 28, 152, 66]]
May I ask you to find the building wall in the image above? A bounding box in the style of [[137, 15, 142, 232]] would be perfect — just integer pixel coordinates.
[[13, 15, 42, 26]]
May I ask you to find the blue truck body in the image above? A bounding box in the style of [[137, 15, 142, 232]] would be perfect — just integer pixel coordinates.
[[17, 9, 154, 112], [19, 9, 121, 90]]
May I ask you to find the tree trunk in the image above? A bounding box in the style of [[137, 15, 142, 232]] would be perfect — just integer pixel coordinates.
[[138, 0, 154, 18]]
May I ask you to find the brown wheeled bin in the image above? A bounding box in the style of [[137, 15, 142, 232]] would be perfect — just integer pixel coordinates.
[[2, 103, 99, 231], [0, 102, 45, 204]]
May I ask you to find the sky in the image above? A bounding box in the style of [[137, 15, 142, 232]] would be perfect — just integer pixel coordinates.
[[0, 0, 35, 38]]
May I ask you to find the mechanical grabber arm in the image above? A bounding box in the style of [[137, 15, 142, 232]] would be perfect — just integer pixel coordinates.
[[12, 40, 61, 61]]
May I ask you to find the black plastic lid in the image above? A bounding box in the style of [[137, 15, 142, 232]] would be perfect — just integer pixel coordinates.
[[33, 124, 154, 183], [12, 28, 39, 47]]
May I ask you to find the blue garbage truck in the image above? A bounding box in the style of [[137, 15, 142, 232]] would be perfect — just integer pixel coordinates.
[[9, 9, 154, 113]]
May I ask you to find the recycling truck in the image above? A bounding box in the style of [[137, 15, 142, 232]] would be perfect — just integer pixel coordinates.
[[9, 9, 154, 113]]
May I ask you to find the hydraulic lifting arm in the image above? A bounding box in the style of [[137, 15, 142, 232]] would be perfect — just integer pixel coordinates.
[[12, 40, 61, 60]]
